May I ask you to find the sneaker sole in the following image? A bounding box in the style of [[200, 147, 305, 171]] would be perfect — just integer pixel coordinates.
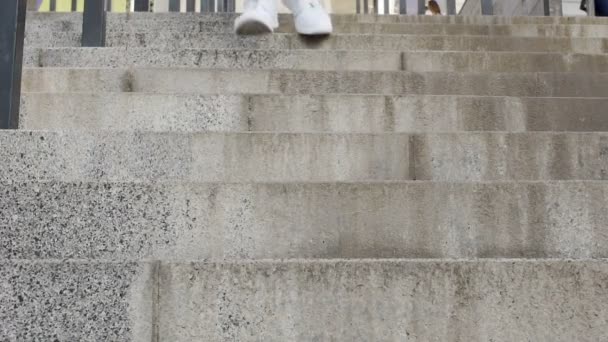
[[298, 29, 332, 36], [235, 18, 274, 35]]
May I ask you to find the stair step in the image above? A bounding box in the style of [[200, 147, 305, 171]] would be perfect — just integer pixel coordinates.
[[25, 48, 608, 73], [2, 181, 607, 259], [21, 93, 608, 133], [2, 259, 607, 340], [2, 131, 607, 182], [21, 68, 608, 97], [94, 33, 608, 53], [0, 260, 152, 341], [26, 17, 608, 37], [24, 29, 608, 52]]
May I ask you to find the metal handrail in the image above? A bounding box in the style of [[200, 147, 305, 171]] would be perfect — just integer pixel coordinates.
[[459, 0, 602, 16], [0, 0, 26, 129], [34, 0, 236, 14]]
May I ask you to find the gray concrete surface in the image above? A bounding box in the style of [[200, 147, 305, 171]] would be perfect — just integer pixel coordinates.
[[159, 259, 608, 341], [24, 29, 608, 52], [0, 131, 412, 182], [0, 260, 154, 342], [25, 23, 608, 48], [26, 48, 404, 71], [24, 47, 608, 73], [21, 68, 608, 96], [3, 259, 606, 341], [412, 132, 608, 180], [9, 11, 608, 339], [26, 16, 608, 37], [102, 34, 608, 53], [20, 93, 608, 132], [0, 131, 606, 182], [2, 181, 608, 260]]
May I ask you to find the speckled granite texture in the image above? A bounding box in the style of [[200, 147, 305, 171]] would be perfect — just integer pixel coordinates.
[[11, 11, 608, 341], [158, 260, 608, 341], [20, 93, 608, 133], [1, 181, 608, 260], [20, 68, 608, 96], [2, 260, 607, 341], [0, 261, 154, 342], [23, 48, 608, 73]]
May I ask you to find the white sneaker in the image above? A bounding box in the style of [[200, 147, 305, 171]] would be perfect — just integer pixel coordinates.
[[289, 0, 333, 35], [235, 0, 279, 35]]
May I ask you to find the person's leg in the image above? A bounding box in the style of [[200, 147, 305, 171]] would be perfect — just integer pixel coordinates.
[[235, 0, 332, 35]]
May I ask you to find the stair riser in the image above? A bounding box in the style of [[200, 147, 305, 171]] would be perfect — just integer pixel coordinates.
[[0, 261, 153, 342], [24, 30, 608, 52], [2, 182, 607, 260], [2, 260, 607, 341], [26, 19, 608, 37], [2, 131, 607, 182], [21, 94, 608, 133], [21, 68, 608, 97], [108, 34, 608, 53], [26, 48, 608, 73], [0, 132, 413, 182]]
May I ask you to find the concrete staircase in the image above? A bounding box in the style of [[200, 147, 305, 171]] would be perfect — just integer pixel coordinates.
[[2, 11, 607, 341]]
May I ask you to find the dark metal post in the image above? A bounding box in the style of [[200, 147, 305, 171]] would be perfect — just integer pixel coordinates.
[[356, 0, 361, 13], [134, 0, 150, 11], [481, 0, 493, 15], [169, 0, 180, 11], [205, 0, 216, 12], [543, 0, 550, 15], [363, 0, 368, 13], [71, 0, 78, 11], [399, 0, 406, 13], [186, 0, 196, 11], [106, 0, 112, 11], [417, 0, 425, 14], [373, 0, 378, 13], [82, 0, 107, 47], [447, 0, 456, 14], [0, 0, 27, 129], [383, 0, 389, 14], [50, 0, 57, 11]]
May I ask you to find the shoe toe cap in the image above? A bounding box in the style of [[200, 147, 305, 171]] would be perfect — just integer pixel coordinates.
[[294, 8, 333, 35]]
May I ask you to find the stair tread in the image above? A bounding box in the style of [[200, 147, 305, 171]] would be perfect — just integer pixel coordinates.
[[21, 68, 608, 97], [24, 30, 608, 53], [24, 47, 608, 73]]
